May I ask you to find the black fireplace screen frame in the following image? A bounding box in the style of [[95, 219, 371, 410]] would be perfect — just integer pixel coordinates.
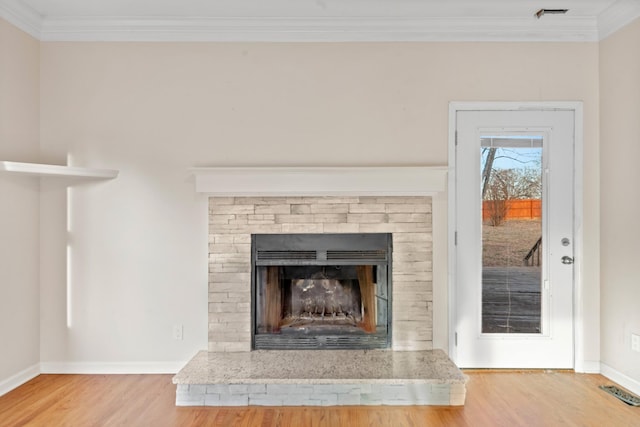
[[251, 233, 392, 350]]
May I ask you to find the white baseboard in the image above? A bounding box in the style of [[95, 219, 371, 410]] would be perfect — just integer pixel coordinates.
[[40, 361, 185, 375], [0, 364, 40, 397], [579, 360, 602, 374], [600, 363, 640, 396]]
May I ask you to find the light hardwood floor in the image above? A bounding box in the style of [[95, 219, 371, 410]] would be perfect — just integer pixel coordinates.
[[0, 371, 638, 426]]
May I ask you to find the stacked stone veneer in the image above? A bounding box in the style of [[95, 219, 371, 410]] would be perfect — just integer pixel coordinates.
[[208, 196, 432, 352], [176, 382, 465, 406]]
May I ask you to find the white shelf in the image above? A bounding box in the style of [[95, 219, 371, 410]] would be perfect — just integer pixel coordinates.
[[0, 161, 118, 179], [190, 166, 447, 196]]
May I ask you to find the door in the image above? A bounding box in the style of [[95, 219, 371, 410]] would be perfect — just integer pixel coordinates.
[[454, 109, 574, 368]]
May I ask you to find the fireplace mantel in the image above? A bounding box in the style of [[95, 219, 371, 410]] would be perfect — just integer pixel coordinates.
[[190, 166, 447, 196]]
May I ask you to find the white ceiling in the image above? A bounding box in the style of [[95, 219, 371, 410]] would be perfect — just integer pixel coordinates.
[[1, 0, 639, 42]]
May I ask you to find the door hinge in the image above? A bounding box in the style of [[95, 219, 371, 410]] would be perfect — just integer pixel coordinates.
[[455, 130, 458, 146], [454, 231, 458, 245], [455, 332, 458, 346]]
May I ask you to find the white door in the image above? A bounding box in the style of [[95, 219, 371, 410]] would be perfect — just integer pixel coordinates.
[[454, 109, 575, 368]]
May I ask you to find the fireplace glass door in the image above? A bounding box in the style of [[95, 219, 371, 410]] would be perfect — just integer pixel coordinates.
[[252, 233, 392, 350]]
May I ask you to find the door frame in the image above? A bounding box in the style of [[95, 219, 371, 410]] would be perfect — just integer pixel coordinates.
[[448, 101, 585, 371]]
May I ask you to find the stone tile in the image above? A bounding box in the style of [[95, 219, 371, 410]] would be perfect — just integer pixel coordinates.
[[346, 213, 388, 223], [206, 384, 229, 393], [338, 394, 362, 405], [209, 243, 251, 254], [308, 203, 349, 214], [209, 272, 250, 284], [255, 204, 292, 214], [210, 215, 236, 224], [347, 203, 387, 213], [358, 223, 430, 233], [235, 197, 289, 205], [210, 204, 255, 215], [300, 197, 360, 204], [387, 213, 431, 223], [207, 321, 250, 333], [208, 303, 243, 313], [392, 273, 433, 283], [266, 384, 293, 394], [385, 203, 432, 213], [393, 261, 432, 272], [208, 282, 247, 293], [229, 384, 251, 394], [360, 393, 384, 405], [218, 394, 249, 406], [176, 395, 205, 406], [290, 204, 311, 214], [321, 223, 360, 233], [249, 395, 286, 406], [204, 394, 220, 405], [281, 223, 324, 233], [392, 232, 433, 243], [209, 263, 251, 273], [209, 197, 235, 206], [392, 251, 432, 263], [274, 214, 347, 224]]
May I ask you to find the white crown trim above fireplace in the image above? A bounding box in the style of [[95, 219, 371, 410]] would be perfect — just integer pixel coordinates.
[[190, 166, 447, 196]]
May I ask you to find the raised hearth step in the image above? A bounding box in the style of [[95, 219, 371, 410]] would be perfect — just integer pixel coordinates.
[[172, 349, 467, 406]]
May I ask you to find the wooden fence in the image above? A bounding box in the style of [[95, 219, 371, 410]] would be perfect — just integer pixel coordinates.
[[482, 199, 541, 221]]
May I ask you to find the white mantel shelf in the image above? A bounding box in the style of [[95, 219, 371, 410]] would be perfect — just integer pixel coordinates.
[[190, 166, 447, 196], [0, 161, 119, 179]]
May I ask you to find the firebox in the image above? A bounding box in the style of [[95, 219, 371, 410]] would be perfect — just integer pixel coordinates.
[[252, 233, 392, 350]]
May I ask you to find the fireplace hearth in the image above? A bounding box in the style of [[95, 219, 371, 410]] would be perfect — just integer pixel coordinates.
[[252, 233, 392, 350]]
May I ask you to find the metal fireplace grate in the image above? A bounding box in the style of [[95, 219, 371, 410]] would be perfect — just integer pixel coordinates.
[[254, 332, 388, 350], [326, 250, 387, 261], [257, 250, 316, 261]]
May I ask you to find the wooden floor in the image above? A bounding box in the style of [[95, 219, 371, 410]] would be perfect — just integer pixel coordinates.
[[1, 372, 638, 426]]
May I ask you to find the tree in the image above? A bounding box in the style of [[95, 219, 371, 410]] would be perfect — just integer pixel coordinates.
[[482, 145, 542, 226]]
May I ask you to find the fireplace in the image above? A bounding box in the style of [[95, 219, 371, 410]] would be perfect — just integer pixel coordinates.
[[252, 233, 392, 350], [207, 195, 433, 353]]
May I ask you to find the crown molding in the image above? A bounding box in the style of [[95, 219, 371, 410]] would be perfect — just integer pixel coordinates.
[[1, 0, 637, 42], [0, 0, 41, 39], [36, 16, 599, 42], [598, 0, 640, 40]]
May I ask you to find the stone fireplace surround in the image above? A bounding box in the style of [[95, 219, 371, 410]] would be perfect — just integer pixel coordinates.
[[173, 166, 467, 406], [208, 195, 433, 352]]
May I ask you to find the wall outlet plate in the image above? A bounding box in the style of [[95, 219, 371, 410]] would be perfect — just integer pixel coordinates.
[[632, 333, 640, 352], [173, 324, 184, 341]]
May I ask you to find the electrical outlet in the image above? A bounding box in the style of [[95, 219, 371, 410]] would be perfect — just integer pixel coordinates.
[[172, 324, 183, 341], [632, 334, 640, 352]]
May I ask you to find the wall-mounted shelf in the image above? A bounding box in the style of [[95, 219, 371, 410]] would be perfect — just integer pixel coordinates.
[[190, 166, 447, 196], [0, 161, 118, 179]]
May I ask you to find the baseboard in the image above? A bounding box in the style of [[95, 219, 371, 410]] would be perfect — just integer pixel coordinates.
[[0, 364, 40, 397], [40, 361, 185, 375], [600, 363, 640, 396], [579, 360, 602, 374]]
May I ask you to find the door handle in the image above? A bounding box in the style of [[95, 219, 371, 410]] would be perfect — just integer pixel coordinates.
[[561, 256, 574, 265]]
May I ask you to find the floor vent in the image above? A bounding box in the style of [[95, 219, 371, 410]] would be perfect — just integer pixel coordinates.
[[599, 385, 640, 406]]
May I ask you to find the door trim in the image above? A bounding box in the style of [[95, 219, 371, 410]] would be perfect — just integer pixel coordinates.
[[448, 102, 585, 371]]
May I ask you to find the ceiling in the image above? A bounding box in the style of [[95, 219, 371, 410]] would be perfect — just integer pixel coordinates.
[[1, 0, 639, 42]]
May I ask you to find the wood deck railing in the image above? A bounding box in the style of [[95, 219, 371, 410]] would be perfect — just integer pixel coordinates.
[[523, 237, 542, 266]]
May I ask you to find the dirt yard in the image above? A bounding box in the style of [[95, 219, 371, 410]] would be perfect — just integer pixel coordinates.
[[483, 219, 541, 267]]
